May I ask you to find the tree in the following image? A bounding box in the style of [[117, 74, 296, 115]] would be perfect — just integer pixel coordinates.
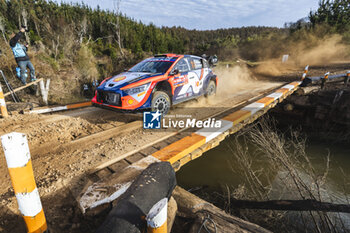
[[309, 0, 350, 32]]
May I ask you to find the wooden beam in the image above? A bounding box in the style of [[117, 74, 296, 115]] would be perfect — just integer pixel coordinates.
[[230, 199, 350, 213], [91, 131, 179, 174], [4, 78, 43, 97], [31, 120, 142, 157]]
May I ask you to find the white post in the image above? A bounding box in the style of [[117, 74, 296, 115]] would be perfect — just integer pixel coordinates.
[[282, 54, 289, 63], [301, 65, 309, 81], [0, 82, 8, 118], [146, 198, 168, 233], [39, 79, 50, 105], [1, 132, 48, 233]]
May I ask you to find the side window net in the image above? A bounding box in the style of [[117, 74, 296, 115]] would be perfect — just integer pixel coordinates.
[[189, 58, 203, 70], [174, 58, 190, 73]]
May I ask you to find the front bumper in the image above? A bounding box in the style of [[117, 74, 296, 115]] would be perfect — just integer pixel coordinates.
[[96, 90, 122, 107]]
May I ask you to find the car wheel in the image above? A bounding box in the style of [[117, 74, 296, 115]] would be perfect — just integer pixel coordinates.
[[151, 91, 171, 115], [205, 80, 216, 97]]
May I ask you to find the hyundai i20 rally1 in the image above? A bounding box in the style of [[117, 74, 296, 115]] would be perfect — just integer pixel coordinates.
[[92, 54, 218, 114]]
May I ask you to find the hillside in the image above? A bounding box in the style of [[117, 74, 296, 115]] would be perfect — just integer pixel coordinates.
[[0, 0, 283, 104]]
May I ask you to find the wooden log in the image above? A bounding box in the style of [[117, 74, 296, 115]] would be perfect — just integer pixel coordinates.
[[295, 86, 321, 95], [3, 78, 43, 97], [172, 187, 271, 233], [230, 199, 350, 213], [167, 197, 177, 233]]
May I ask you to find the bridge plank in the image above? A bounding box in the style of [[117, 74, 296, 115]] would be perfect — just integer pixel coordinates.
[[152, 133, 206, 164], [107, 160, 130, 173], [222, 110, 251, 125], [125, 153, 145, 164], [256, 97, 276, 106], [139, 146, 159, 156], [275, 88, 289, 95], [95, 168, 113, 180]]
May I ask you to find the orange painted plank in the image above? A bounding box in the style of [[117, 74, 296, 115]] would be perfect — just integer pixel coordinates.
[[67, 101, 92, 109], [256, 97, 276, 106], [152, 133, 206, 164], [275, 88, 289, 95], [222, 110, 251, 125], [290, 82, 300, 87]]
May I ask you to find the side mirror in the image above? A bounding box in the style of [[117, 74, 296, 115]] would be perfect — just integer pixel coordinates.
[[171, 69, 179, 75], [208, 55, 218, 67]]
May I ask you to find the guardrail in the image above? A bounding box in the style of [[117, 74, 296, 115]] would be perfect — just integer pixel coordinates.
[[301, 70, 350, 88], [27, 101, 92, 114]]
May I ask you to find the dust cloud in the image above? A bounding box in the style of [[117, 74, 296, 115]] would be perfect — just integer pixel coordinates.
[[254, 35, 349, 77], [294, 35, 348, 66], [215, 65, 257, 97], [182, 65, 273, 108]]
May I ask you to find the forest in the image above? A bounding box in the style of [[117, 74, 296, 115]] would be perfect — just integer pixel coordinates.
[[0, 0, 282, 56], [0, 0, 349, 103], [0, 0, 282, 78]]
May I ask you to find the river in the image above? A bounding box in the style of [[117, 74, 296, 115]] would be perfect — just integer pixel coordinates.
[[177, 134, 350, 194], [176, 127, 350, 232]]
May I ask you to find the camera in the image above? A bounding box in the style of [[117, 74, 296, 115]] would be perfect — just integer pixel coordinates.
[[21, 25, 29, 32]]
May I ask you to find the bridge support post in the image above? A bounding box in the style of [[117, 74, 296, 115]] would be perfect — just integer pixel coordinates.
[[345, 71, 350, 86], [146, 198, 168, 233], [0, 82, 8, 118], [1, 132, 49, 233], [321, 72, 329, 89], [301, 65, 309, 81]]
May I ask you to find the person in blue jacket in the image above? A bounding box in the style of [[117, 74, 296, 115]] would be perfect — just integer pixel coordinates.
[[9, 27, 36, 85]]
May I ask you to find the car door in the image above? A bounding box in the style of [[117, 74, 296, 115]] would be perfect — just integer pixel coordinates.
[[171, 57, 193, 102], [187, 57, 210, 96]]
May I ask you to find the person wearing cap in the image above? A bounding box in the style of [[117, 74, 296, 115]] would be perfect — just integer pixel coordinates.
[[9, 27, 36, 85]]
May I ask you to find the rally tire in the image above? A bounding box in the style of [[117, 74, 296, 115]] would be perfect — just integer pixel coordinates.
[[151, 91, 171, 115], [205, 80, 216, 97]]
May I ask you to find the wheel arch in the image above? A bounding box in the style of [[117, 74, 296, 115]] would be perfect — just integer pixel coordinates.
[[204, 74, 217, 91], [153, 80, 173, 101]]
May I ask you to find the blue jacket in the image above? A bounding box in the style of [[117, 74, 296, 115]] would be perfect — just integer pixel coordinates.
[[9, 32, 29, 62]]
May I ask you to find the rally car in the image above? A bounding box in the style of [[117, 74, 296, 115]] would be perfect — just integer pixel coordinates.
[[92, 54, 218, 114]]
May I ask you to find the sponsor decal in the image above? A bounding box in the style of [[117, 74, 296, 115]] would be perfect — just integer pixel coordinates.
[[137, 91, 146, 97], [113, 76, 126, 82]]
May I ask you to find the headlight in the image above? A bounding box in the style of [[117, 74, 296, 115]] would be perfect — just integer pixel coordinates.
[[124, 83, 150, 95]]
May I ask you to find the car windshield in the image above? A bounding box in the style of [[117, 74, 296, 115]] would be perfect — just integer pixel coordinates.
[[129, 59, 174, 74]]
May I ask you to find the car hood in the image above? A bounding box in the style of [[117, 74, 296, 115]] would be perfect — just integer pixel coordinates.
[[102, 72, 153, 90]]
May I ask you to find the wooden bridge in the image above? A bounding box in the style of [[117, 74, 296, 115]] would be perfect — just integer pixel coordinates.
[[78, 81, 302, 214]]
